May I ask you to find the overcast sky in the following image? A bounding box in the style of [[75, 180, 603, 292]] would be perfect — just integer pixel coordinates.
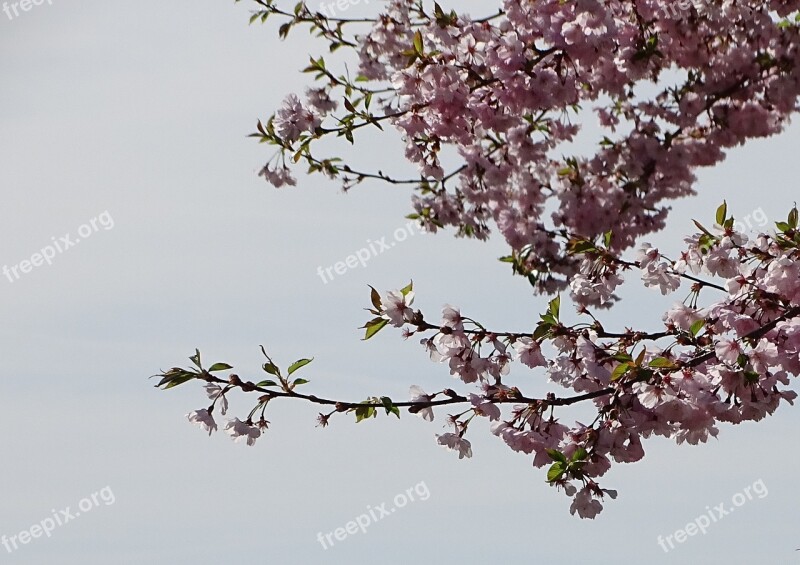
[[1, 2, 799, 563]]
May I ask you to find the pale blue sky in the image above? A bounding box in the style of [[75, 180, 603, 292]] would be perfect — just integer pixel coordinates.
[[1, 2, 799, 563]]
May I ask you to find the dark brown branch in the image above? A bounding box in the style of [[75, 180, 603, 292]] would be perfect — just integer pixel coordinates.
[[199, 373, 612, 411]]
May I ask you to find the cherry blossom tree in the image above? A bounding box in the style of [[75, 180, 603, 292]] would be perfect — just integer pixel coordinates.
[[155, 0, 800, 518]]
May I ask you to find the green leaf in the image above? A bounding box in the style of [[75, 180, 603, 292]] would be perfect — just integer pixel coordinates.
[[208, 363, 233, 372], [690, 319, 705, 337], [693, 220, 714, 237], [568, 240, 597, 255], [716, 201, 727, 226], [155, 369, 196, 390], [788, 207, 798, 229], [256, 380, 279, 387], [603, 230, 613, 248], [546, 449, 568, 464], [649, 357, 677, 369], [413, 31, 424, 55], [262, 362, 281, 377], [189, 349, 202, 369], [611, 363, 631, 382], [292, 378, 310, 386], [400, 281, 414, 297], [539, 313, 557, 326], [380, 396, 401, 418], [162, 375, 194, 389], [362, 317, 389, 340], [288, 358, 313, 376], [743, 371, 760, 384], [533, 322, 552, 341], [549, 296, 561, 321], [570, 447, 588, 463], [547, 461, 566, 482], [354, 403, 377, 423], [369, 286, 383, 310]]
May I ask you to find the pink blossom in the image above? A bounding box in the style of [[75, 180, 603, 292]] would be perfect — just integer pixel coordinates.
[[512, 337, 547, 368], [409, 385, 434, 422], [381, 289, 415, 327], [436, 433, 473, 459], [225, 418, 261, 446], [569, 487, 603, 519], [469, 394, 501, 421], [258, 164, 297, 188], [187, 409, 217, 436], [641, 262, 681, 295], [715, 339, 742, 366], [274, 94, 321, 144], [205, 383, 228, 415], [636, 242, 660, 269]]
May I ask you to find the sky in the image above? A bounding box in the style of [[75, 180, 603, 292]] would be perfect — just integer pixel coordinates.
[[1, 1, 799, 563]]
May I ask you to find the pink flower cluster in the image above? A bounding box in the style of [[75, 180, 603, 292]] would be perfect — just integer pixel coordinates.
[[171, 204, 799, 518], [257, 0, 800, 291], [380, 214, 800, 517], [187, 384, 265, 446]]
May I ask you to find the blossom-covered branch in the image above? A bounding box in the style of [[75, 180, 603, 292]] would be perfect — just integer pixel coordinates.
[[158, 204, 800, 517], [248, 0, 800, 291]]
